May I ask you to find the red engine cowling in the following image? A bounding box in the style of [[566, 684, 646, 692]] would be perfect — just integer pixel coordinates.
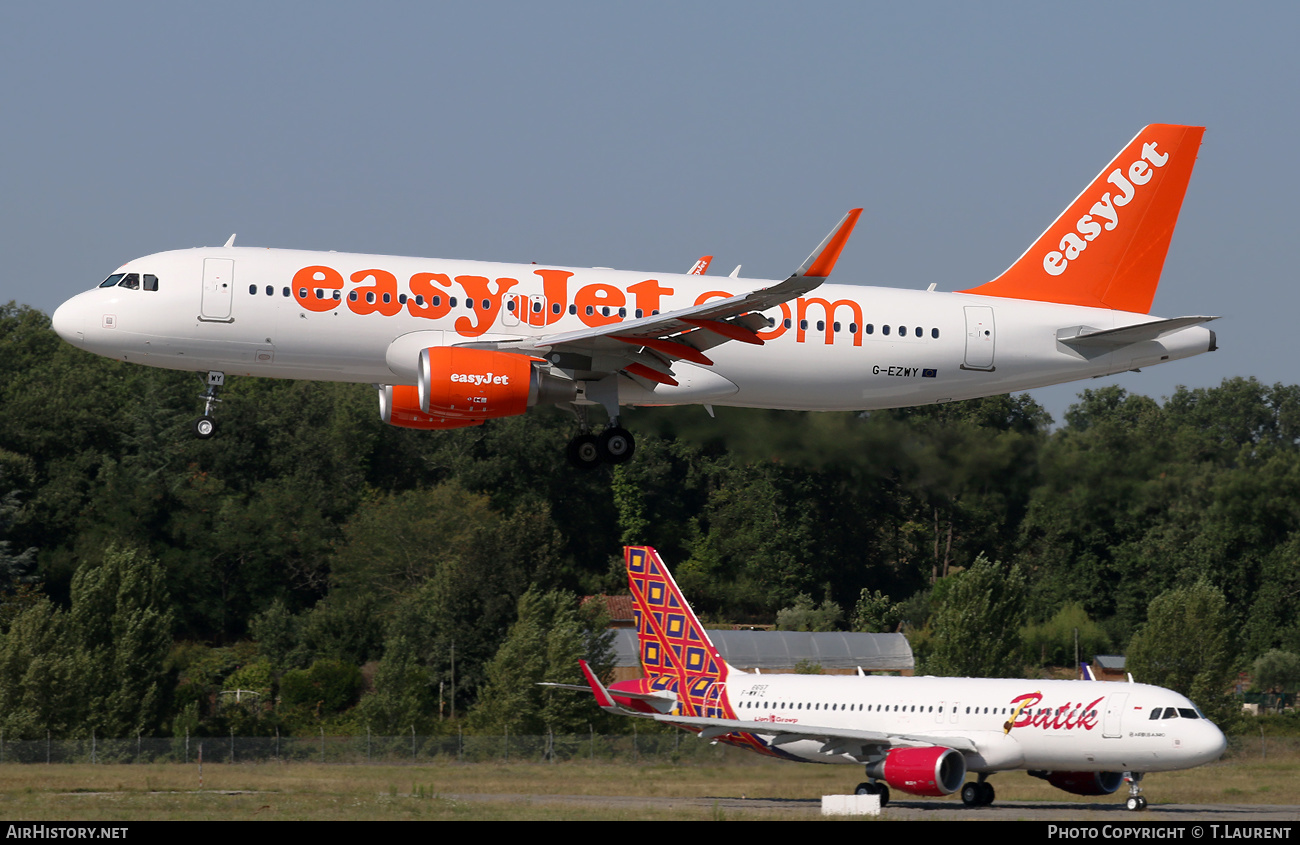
[[1031, 770, 1124, 796], [866, 746, 967, 797], [417, 347, 574, 421], [378, 384, 483, 430]]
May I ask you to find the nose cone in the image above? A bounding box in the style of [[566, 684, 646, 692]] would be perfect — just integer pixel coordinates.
[[1192, 721, 1228, 766], [51, 297, 84, 346]]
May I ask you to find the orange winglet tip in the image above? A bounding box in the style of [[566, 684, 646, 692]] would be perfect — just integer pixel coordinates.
[[613, 335, 713, 366], [624, 363, 679, 386], [681, 318, 764, 345], [801, 208, 863, 279]]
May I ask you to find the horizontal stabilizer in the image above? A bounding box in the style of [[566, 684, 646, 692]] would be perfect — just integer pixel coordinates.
[[1057, 316, 1218, 349]]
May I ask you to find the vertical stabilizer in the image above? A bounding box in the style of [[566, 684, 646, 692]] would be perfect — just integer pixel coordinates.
[[959, 124, 1204, 314]]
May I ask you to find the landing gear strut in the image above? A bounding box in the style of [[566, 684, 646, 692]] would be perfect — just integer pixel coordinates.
[[1124, 773, 1148, 811], [192, 371, 224, 439], [564, 397, 636, 469]]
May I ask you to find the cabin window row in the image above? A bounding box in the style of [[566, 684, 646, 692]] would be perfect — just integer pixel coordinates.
[[738, 699, 1100, 719], [781, 319, 940, 339]]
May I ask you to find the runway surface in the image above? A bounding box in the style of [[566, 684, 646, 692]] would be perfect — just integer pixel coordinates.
[[445, 791, 1300, 821]]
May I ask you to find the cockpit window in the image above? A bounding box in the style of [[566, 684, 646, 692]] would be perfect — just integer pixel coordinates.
[[1178, 708, 1199, 719], [99, 274, 125, 288], [117, 273, 140, 290], [143, 274, 159, 291]]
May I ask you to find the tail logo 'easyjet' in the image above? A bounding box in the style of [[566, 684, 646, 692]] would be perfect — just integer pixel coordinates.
[[1044, 141, 1169, 277], [961, 123, 1204, 314]]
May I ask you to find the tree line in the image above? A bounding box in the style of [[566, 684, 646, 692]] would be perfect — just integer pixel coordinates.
[[0, 301, 1296, 737]]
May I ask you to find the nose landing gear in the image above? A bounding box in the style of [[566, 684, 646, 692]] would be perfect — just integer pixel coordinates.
[[192, 371, 224, 439]]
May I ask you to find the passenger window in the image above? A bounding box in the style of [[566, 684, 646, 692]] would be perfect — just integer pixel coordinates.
[[264, 285, 273, 297], [249, 285, 257, 295], [932, 328, 940, 339]]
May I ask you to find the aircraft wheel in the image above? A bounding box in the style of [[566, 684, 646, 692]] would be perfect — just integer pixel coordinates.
[[1126, 796, 1142, 811], [566, 434, 602, 470], [854, 782, 872, 795], [193, 416, 217, 439], [878, 784, 889, 808], [597, 427, 635, 464], [980, 782, 995, 806], [961, 782, 980, 806]]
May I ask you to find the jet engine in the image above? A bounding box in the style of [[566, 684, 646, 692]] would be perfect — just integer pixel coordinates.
[[417, 347, 575, 421], [865, 746, 967, 797], [1029, 770, 1124, 796], [378, 384, 483, 430]]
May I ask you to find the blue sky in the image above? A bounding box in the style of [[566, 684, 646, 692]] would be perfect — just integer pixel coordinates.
[[2, 2, 1294, 425]]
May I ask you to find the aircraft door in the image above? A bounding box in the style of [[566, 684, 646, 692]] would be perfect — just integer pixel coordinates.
[[201, 258, 235, 322], [962, 306, 995, 371], [1103, 692, 1128, 738], [501, 294, 521, 327]]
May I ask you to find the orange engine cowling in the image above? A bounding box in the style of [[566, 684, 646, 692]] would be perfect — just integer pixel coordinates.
[[1031, 770, 1123, 796], [378, 384, 484, 430], [417, 347, 574, 420], [865, 746, 967, 797]]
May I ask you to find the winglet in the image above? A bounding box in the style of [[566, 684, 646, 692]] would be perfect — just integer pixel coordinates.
[[579, 660, 621, 712], [795, 208, 862, 279]]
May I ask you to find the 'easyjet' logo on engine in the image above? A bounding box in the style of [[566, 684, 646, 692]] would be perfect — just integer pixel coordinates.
[[452, 372, 510, 386], [1042, 141, 1169, 277]]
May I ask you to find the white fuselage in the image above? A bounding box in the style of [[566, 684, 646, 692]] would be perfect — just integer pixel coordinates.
[[723, 672, 1226, 773], [52, 246, 1216, 410]]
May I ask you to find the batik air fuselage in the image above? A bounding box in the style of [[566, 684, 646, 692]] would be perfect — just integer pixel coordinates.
[[560, 547, 1226, 810], [51, 125, 1216, 465]]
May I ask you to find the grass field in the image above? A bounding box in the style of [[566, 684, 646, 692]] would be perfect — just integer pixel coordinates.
[[1, 739, 1295, 821]]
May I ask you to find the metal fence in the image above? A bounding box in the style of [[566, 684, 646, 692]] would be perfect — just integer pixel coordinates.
[[0, 731, 735, 765]]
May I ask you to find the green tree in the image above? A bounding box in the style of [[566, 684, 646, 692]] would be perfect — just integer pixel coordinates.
[[469, 589, 615, 734], [1126, 579, 1236, 727], [776, 593, 843, 632], [922, 555, 1027, 678]]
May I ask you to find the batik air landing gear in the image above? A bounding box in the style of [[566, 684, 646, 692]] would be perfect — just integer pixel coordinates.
[[960, 776, 996, 807], [192, 371, 224, 439], [854, 780, 890, 807], [1124, 773, 1148, 811]]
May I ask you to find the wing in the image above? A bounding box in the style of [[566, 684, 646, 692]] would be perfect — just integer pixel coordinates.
[[653, 713, 979, 760], [460, 209, 862, 386]]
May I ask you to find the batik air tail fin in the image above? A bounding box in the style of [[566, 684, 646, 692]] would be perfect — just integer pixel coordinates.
[[959, 124, 1204, 314], [625, 546, 736, 697]]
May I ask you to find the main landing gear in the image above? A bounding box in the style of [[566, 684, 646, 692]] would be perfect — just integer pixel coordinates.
[[853, 781, 890, 807], [192, 371, 224, 439], [566, 423, 635, 469], [960, 777, 996, 807], [1124, 773, 1148, 811]]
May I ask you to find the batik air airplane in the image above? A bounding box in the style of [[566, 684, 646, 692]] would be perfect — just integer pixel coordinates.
[[555, 547, 1226, 810], [51, 125, 1215, 467]]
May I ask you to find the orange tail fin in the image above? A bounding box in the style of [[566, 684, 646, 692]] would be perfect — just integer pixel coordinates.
[[959, 124, 1204, 314]]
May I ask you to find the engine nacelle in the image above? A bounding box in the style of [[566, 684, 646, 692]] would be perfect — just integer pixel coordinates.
[[865, 746, 967, 797], [417, 347, 575, 420], [378, 384, 483, 430], [1030, 770, 1124, 796]]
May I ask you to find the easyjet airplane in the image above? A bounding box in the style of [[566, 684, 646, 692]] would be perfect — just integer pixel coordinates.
[[551, 547, 1226, 810], [52, 125, 1215, 467]]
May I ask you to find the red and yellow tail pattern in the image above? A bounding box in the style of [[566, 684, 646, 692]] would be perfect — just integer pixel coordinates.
[[626, 545, 730, 716], [622, 546, 781, 757], [960, 124, 1204, 314]]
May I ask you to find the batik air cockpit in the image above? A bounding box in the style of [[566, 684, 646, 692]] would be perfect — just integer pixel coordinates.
[[53, 125, 1218, 466]]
